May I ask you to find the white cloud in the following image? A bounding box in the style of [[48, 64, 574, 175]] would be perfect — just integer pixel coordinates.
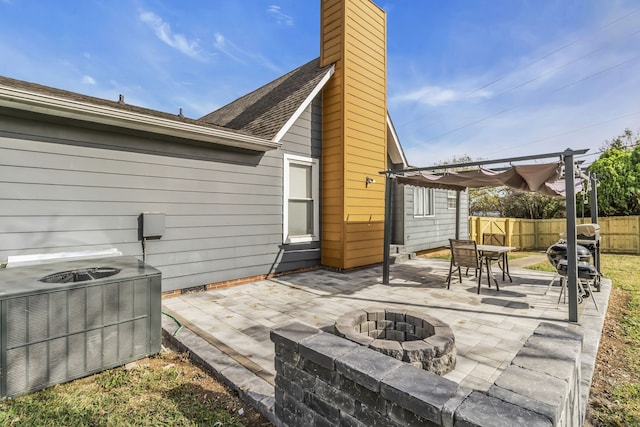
[[391, 85, 491, 107], [212, 32, 281, 73], [81, 75, 96, 85], [267, 5, 294, 26], [213, 32, 244, 64], [139, 10, 203, 60]]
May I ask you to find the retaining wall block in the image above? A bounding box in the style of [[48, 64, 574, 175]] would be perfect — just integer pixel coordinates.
[[425, 333, 455, 356], [335, 345, 403, 392], [370, 338, 403, 359], [441, 386, 473, 427], [455, 391, 553, 427], [395, 321, 415, 334], [376, 319, 394, 330], [303, 359, 339, 386], [364, 308, 385, 321], [271, 321, 322, 352], [414, 326, 429, 339], [303, 389, 341, 424], [299, 331, 359, 370], [339, 411, 369, 427], [343, 309, 369, 325], [512, 345, 576, 383], [339, 376, 387, 413], [315, 377, 356, 415], [359, 320, 376, 333], [385, 308, 407, 322], [381, 364, 460, 424], [275, 344, 301, 366], [401, 339, 437, 363], [405, 311, 426, 328], [275, 372, 304, 401], [369, 329, 386, 339], [281, 389, 316, 426], [334, 322, 357, 338], [386, 330, 406, 341], [489, 365, 569, 425], [387, 401, 439, 427], [534, 322, 584, 345], [342, 330, 374, 346]]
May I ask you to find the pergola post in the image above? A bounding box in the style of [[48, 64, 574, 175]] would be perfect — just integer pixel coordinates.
[[564, 149, 579, 322], [590, 173, 601, 272], [455, 191, 461, 239], [382, 173, 394, 285]]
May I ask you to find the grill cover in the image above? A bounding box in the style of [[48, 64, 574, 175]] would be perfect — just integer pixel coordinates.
[[576, 223, 600, 241]]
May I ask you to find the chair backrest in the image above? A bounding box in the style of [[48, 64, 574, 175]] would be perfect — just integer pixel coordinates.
[[483, 233, 506, 246], [449, 239, 480, 269]]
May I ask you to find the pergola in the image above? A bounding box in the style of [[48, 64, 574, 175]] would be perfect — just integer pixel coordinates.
[[380, 148, 599, 323]]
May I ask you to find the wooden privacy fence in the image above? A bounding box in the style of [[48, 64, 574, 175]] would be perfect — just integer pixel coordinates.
[[469, 215, 640, 254]]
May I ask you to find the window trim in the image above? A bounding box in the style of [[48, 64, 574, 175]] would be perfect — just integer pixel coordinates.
[[413, 187, 435, 218], [283, 153, 319, 243], [447, 190, 458, 210]]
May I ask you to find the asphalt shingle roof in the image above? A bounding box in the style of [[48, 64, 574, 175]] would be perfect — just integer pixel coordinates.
[[0, 75, 256, 137], [200, 57, 333, 140]]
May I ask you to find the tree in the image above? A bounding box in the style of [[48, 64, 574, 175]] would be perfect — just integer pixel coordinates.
[[501, 189, 566, 219], [586, 129, 640, 216]]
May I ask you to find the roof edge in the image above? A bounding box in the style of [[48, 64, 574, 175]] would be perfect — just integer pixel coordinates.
[[386, 113, 408, 167], [271, 64, 335, 143], [0, 84, 281, 152]]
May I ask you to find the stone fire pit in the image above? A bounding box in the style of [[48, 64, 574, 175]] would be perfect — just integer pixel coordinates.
[[334, 307, 456, 375]]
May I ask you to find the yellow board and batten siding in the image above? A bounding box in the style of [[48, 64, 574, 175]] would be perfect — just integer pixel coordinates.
[[321, 0, 387, 269]]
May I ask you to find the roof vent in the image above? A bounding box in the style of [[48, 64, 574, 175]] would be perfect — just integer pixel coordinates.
[[178, 107, 184, 118], [118, 94, 125, 104]]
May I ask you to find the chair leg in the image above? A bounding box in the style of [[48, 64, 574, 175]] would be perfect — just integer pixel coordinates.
[[477, 264, 482, 294], [447, 260, 454, 288]]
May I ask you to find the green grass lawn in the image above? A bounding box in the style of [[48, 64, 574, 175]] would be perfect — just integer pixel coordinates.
[[587, 254, 640, 426], [0, 348, 263, 427]]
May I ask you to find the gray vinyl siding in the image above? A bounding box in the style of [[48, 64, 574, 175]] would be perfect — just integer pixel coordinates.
[[401, 185, 469, 253], [0, 97, 322, 292]]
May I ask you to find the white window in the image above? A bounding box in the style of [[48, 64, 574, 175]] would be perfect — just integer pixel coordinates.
[[413, 187, 434, 217], [447, 190, 457, 209], [284, 154, 319, 243]]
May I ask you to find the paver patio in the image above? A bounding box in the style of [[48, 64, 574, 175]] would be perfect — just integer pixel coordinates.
[[161, 256, 610, 421]]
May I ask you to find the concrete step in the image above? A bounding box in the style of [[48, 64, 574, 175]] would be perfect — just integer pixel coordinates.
[[390, 252, 416, 264]]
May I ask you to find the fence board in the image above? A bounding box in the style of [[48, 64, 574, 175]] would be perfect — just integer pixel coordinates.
[[469, 216, 640, 254]]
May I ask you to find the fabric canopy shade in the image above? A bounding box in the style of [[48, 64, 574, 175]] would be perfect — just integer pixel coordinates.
[[395, 162, 566, 197]]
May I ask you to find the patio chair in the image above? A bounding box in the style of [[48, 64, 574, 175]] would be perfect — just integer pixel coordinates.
[[447, 239, 499, 294], [482, 233, 511, 282]]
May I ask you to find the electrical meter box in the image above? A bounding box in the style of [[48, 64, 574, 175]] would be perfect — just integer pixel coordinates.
[[142, 212, 165, 239]]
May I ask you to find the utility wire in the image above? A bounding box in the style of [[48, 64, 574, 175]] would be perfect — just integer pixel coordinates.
[[427, 55, 640, 142], [469, 7, 640, 95], [480, 111, 640, 158], [399, 7, 640, 129]]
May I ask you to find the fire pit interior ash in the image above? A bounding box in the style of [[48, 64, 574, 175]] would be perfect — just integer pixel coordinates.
[[334, 308, 456, 375]]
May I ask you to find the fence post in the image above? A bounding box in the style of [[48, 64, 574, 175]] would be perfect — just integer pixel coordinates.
[[505, 218, 511, 247]]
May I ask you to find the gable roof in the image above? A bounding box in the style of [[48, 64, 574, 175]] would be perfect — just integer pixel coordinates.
[[200, 58, 334, 141], [0, 75, 279, 151]]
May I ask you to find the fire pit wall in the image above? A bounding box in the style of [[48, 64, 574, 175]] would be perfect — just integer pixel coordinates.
[[271, 320, 584, 426], [334, 308, 456, 375]]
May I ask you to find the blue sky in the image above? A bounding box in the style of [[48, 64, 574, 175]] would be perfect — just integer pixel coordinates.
[[1, 0, 638, 167]]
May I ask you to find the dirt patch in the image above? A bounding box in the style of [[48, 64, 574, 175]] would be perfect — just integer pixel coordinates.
[[585, 287, 632, 426], [158, 341, 273, 427]]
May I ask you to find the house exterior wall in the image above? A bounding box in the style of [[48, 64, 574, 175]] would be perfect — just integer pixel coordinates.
[[0, 98, 322, 292], [401, 185, 470, 253], [320, 0, 387, 270]]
